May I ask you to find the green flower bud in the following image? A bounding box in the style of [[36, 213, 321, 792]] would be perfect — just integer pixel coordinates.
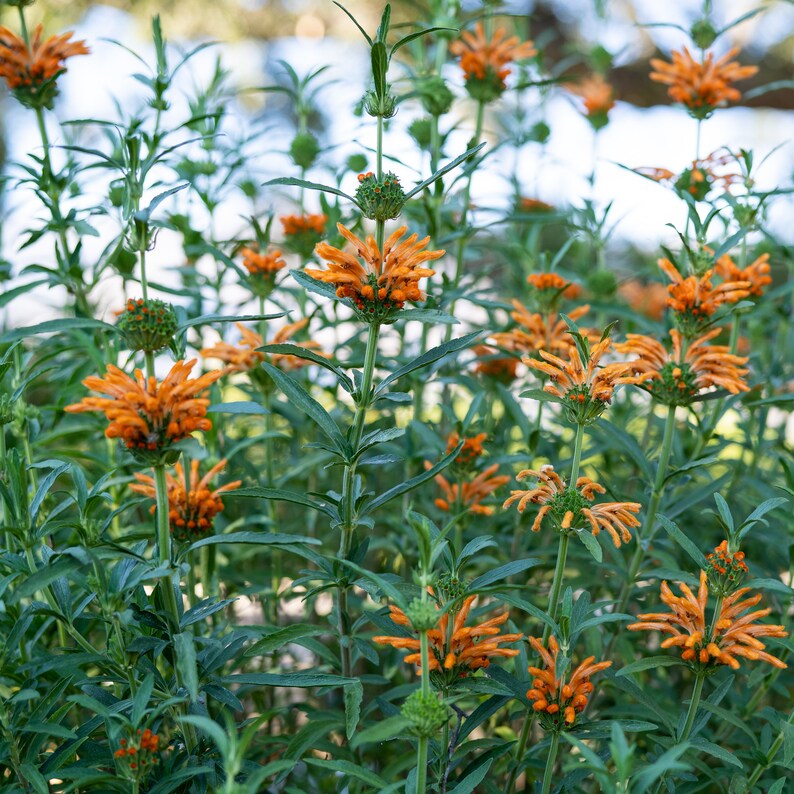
[[117, 298, 178, 353], [405, 598, 439, 632], [289, 132, 321, 170], [346, 153, 368, 174], [529, 121, 551, 144], [408, 118, 433, 150], [436, 572, 468, 602], [586, 267, 617, 298], [401, 691, 449, 737], [363, 88, 397, 119], [355, 171, 406, 222], [690, 18, 719, 50], [417, 75, 455, 117]]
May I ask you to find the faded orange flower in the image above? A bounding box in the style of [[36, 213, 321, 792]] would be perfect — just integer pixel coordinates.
[[503, 464, 640, 547], [715, 252, 772, 297], [306, 223, 443, 323], [373, 593, 521, 682], [471, 344, 519, 382], [490, 302, 590, 359], [527, 636, 612, 729], [629, 570, 787, 670], [450, 22, 536, 101], [428, 462, 510, 515], [650, 46, 758, 118], [65, 360, 221, 460], [617, 279, 668, 321], [616, 327, 750, 405], [280, 213, 327, 236], [131, 458, 241, 543], [0, 25, 88, 108], [566, 73, 615, 128]]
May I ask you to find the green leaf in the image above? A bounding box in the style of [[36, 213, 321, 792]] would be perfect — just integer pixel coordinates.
[[657, 514, 708, 570], [207, 401, 269, 415], [224, 672, 357, 688], [575, 529, 603, 562], [178, 312, 285, 330], [258, 343, 354, 392], [375, 331, 481, 395], [447, 759, 493, 794], [187, 531, 321, 552], [404, 143, 487, 200], [131, 673, 155, 725], [228, 486, 337, 519], [338, 559, 406, 607], [19, 764, 49, 794], [244, 624, 328, 657], [713, 493, 734, 531], [290, 268, 341, 302], [690, 737, 743, 769], [738, 497, 788, 538], [304, 758, 388, 789], [345, 679, 363, 739], [596, 420, 653, 483], [174, 633, 199, 701], [741, 577, 794, 596], [398, 308, 459, 324], [371, 41, 388, 99], [1, 318, 117, 343], [468, 558, 540, 591], [264, 176, 359, 206], [390, 26, 457, 60], [0, 279, 48, 309], [617, 656, 685, 676], [333, 1, 372, 45], [351, 715, 410, 749], [632, 742, 691, 791], [261, 361, 349, 456], [134, 183, 189, 222]]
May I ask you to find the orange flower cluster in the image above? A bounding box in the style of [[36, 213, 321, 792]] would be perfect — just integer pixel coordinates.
[[131, 459, 241, 543], [450, 23, 536, 101], [617, 327, 750, 405], [491, 303, 590, 359], [650, 46, 758, 118], [715, 252, 772, 297], [114, 728, 160, 778], [635, 149, 741, 201], [617, 280, 668, 321], [241, 247, 286, 276], [373, 594, 521, 682], [0, 25, 88, 107], [429, 462, 510, 516], [706, 540, 749, 595], [566, 74, 615, 128], [281, 213, 327, 236], [65, 361, 221, 460], [659, 258, 750, 329], [527, 636, 612, 729], [628, 571, 787, 670], [503, 465, 640, 547], [446, 432, 488, 465], [471, 344, 519, 382], [306, 223, 443, 323]]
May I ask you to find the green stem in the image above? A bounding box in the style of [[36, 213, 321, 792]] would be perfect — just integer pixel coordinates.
[[504, 713, 532, 794], [415, 629, 431, 794], [679, 672, 705, 742], [544, 533, 570, 637], [569, 423, 585, 485], [746, 708, 794, 789], [540, 732, 561, 794], [139, 246, 149, 302], [153, 465, 178, 618]]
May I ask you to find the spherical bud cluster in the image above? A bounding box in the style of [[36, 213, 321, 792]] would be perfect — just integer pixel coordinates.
[[690, 18, 719, 50], [706, 540, 749, 596], [117, 298, 178, 353], [674, 166, 712, 201], [436, 572, 468, 603], [400, 690, 449, 737], [355, 171, 407, 222], [417, 75, 455, 117], [646, 361, 699, 407], [405, 598, 439, 633], [408, 117, 433, 150], [586, 268, 617, 299], [289, 132, 321, 170], [363, 88, 397, 118]]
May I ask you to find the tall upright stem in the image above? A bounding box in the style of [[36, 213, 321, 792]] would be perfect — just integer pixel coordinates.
[[540, 732, 561, 794]]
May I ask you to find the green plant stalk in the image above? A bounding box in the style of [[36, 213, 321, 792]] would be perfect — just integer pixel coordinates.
[[1, 427, 10, 553], [415, 628, 431, 794], [540, 732, 561, 794], [745, 707, 794, 788]]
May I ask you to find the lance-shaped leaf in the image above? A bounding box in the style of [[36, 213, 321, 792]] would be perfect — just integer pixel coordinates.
[[134, 183, 189, 222], [404, 143, 487, 200], [264, 176, 360, 208], [258, 343, 354, 393]]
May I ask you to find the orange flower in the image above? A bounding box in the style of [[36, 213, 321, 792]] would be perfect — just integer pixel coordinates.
[[617, 279, 668, 321], [659, 257, 750, 329], [450, 22, 536, 101], [471, 344, 519, 382], [114, 728, 161, 777], [503, 464, 640, 547], [635, 150, 741, 200], [65, 360, 221, 458], [490, 302, 590, 359], [616, 327, 750, 405], [519, 197, 555, 214], [706, 540, 749, 596], [131, 459, 241, 543], [428, 462, 510, 515], [527, 636, 612, 728], [241, 247, 285, 276], [566, 73, 615, 127], [306, 223, 443, 323], [281, 213, 327, 236], [446, 432, 488, 465], [715, 252, 772, 297], [527, 272, 581, 299], [650, 46, 758, 117], [526, 336, 641, 423], [201, 319, 326, 374], [373, 593, 521, 682], [629, 571, 787, 670], [0, 25, 88, 108]]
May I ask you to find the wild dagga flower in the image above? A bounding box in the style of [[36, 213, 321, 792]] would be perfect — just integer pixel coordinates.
[[131, 459, 241, 543], [649, 46, 758, 119], [114, 728, 160, 782], [628, 570, 787, 670], [373, 593, 521, 685], [116, 298, 178, 353], [659, 257, 750, 334], [471, 344, 519, 382], [65, 360, 221, 464], [706, 540, 749, 596], [428, 461, 510, 516], [617, 280, 669, 321], [450, 22, 536, 102], [503, 465, 640, 548], [527, 636, 612, 730], [201, 319, 325, 376], [566, 73, 615, 129], [240, 246, 286, 297], [280, 213, 327, 258], [616, 327, 750, 406], [715, 251, 772, 297], [526, 323, 641, 424], [306, 223, 444, 324], [446, 432, 488, 467], [491, 302, 591, 360], [0, 24, 89, 109]]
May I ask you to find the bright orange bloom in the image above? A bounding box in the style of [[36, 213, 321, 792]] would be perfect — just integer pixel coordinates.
[[373, 594, 522, 680], [114, 728, 160, 776], [241, 247, 286, 277], [131, 459, 241, 543], [617, 280, 668, 321], [616, 327, 750, 404], [446, 432, 488, 465], [428, 462, 510, 515], [201, 320, 325, 374], [650, 46, 758, 117], [471, 344, 519, 382], [635, 149, 741, 200], [566, 74, 615, 124], [280, 214, 327, 236], [629, 570, 787, 670], [715, 252, 772, 297], [527, 636, 612, 728], [306, 223, 443, 322], [0, 25, 88, 95], [491, 302, 590, 359], [659, 258, 750, 324], [65, 360, 221, 455], [450, 22, 536, 100], [503, 465, 640, 547]]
